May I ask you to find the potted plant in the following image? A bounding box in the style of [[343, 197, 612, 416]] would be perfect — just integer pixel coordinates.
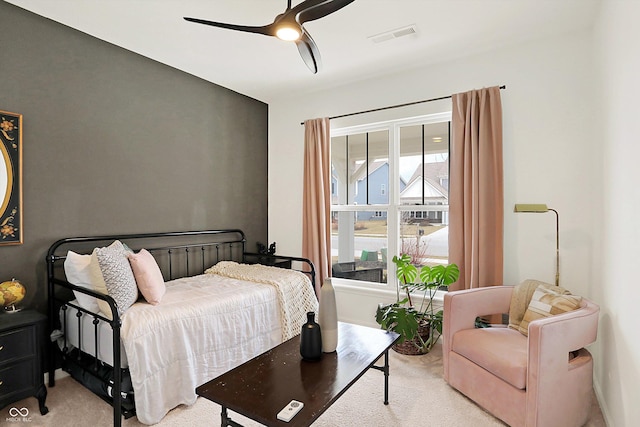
[[375, 254, 460, 355]]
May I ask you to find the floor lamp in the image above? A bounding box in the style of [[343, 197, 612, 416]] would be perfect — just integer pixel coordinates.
[[514, 204, 559, 286]]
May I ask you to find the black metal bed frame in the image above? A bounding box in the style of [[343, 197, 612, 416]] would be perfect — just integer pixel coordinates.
[[46, 229, 316, 427]]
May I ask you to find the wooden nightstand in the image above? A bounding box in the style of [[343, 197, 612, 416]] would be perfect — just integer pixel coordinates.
[[0, 310, 48, 416]]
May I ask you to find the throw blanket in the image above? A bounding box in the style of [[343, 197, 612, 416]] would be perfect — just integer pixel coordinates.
[[508, 279, 546, 330], [508, 279, 572, 330], [205, 261, 319, 340]]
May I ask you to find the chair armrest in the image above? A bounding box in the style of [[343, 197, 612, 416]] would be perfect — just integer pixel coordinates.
[[526, 298, 599, 422], [444, 286, 513, 334], [443, 286, 513, 380], [528, 298, 599, 356]]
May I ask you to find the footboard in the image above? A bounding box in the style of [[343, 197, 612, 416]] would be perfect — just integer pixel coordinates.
[[46, 229, 316, 427]]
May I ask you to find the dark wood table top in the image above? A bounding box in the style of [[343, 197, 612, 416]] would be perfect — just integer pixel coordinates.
[[196, 322, 399, 427]]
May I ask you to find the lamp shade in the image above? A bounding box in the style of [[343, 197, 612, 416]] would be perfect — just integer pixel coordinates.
[[514, 204, 549, 213]]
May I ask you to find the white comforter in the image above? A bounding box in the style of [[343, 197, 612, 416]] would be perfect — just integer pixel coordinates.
[[120, 266, 318, 425]]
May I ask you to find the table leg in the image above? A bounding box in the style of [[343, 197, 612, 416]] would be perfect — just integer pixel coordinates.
[[221, 406, 244, 427], [370, 349, 392, 405], [383, 349, 390, 405]]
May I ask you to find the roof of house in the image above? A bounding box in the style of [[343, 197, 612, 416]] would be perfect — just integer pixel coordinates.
[[400, 161, 449, 201]]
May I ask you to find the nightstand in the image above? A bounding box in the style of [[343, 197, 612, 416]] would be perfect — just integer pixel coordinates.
[[252, 256, 293, 269], [0, 310, 48, 416]]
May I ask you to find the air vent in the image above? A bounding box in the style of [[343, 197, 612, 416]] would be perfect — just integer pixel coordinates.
[[368, 24, 417, 44]]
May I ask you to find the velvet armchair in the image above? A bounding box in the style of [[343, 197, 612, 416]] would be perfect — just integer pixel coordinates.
[[443, 286, 599, 427]]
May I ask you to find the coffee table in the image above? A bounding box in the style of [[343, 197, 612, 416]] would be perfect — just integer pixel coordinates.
[[196, 322, 400, 427]]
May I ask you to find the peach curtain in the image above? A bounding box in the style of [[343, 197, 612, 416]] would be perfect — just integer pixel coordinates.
[[449, 87, 503, 291], [302, 118, 331, 296]]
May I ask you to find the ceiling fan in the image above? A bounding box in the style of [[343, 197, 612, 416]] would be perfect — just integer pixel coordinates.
[[184, 0, 356, 74]]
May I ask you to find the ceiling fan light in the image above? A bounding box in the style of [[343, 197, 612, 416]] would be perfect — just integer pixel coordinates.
[[276, 26, 301, 41]]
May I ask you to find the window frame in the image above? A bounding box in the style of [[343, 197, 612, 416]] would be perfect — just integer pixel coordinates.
[[330, 112, 452, 291]]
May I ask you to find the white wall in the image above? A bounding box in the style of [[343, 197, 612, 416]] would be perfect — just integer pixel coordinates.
[[594, 1, 640, 426]]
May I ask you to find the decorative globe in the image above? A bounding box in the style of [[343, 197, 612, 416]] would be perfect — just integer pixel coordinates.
[[0, 278, 26, 311]]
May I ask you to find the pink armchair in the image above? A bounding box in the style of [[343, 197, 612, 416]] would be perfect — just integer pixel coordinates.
[[443, 286, 599, 427]]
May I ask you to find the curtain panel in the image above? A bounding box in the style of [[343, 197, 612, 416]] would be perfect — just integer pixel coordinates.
[[302, 118, 331, 296], [449, 86, 504, 291]]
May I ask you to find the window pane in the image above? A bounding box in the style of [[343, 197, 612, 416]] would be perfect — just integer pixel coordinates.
[[331, 130, 389, 206], [331, 136, 347, 205], [399, 122, 449, 206], [331, 210, 388, 284], [349, 133, 366, 204], [366, 130, 389, 204], [400, 208, 448, 266]]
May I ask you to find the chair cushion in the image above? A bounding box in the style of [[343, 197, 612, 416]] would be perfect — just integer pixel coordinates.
[[518, 284, 582, 336], [452, 327, 528, 390]]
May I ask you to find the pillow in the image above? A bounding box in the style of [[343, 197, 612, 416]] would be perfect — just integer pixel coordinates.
[[64, 251, 100, 313], [94, 240, 138, 319], [128, 249, 165, 305], [508, 279, 550, 331], [517, 283, 583, 336], [89, 249, 109, 315]]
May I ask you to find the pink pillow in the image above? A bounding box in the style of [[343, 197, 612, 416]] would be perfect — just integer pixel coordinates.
[[127, 249, 165, 305]]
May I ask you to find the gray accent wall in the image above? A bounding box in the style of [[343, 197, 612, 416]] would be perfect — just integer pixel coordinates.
[[0, 3, 268, 312]]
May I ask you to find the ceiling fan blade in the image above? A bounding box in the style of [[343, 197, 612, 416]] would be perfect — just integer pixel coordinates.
[[184, 17, 275, 37], [295, 0, 356, 24], [295, 30, 321, 74]]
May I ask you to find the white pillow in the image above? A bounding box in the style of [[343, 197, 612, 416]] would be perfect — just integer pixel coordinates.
[[63, 251, 100, 313], [93, 241, 138, 320]]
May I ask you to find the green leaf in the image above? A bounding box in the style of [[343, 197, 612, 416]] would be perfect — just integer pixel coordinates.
[[393, 254, 418, 285], [429, 263, 460, 286], [418, 265, 433, 284]]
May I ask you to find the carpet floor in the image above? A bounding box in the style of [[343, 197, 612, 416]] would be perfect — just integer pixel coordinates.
[[5, 344, 605, 427]]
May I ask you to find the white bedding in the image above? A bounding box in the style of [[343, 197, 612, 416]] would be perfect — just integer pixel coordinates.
[[120, 266, 318, 425]]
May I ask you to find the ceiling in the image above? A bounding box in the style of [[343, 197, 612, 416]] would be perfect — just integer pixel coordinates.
[[5, 0, 600, 103]]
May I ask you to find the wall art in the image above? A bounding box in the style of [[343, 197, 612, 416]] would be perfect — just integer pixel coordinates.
[[0, 110, 23, 245]]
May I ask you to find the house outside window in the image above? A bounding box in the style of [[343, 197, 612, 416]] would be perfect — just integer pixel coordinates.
[[330, 112, 451, 288]]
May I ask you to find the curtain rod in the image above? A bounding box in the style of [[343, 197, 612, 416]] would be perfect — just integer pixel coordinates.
[[300, 85, 506, 125]]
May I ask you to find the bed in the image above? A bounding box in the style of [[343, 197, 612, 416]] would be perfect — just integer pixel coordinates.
[[46, 229, 318, 426]]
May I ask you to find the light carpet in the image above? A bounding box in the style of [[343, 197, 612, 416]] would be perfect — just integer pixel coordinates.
[[5, 344, 605, 427]]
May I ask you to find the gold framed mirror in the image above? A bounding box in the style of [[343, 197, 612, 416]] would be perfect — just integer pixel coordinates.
[[0, 110, 23, 245]]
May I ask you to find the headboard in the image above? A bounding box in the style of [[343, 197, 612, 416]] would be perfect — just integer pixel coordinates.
[[47, 229, 247, 285]]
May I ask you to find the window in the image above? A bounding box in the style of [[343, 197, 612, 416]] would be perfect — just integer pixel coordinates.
[[330, 113, 451, 288]]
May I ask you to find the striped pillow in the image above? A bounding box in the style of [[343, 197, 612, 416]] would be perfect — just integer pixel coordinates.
[[518, 283, 582, 336]]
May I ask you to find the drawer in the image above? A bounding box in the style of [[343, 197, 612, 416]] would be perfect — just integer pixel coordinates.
[[0, 327, 35, 364], [0, 358, 36, 399]]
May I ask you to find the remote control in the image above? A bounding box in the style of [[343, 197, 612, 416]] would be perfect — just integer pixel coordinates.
[[276, 400, 304, 422]]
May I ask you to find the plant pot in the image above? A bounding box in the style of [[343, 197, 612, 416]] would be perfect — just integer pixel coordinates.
[[392, 323, 432, 355]]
